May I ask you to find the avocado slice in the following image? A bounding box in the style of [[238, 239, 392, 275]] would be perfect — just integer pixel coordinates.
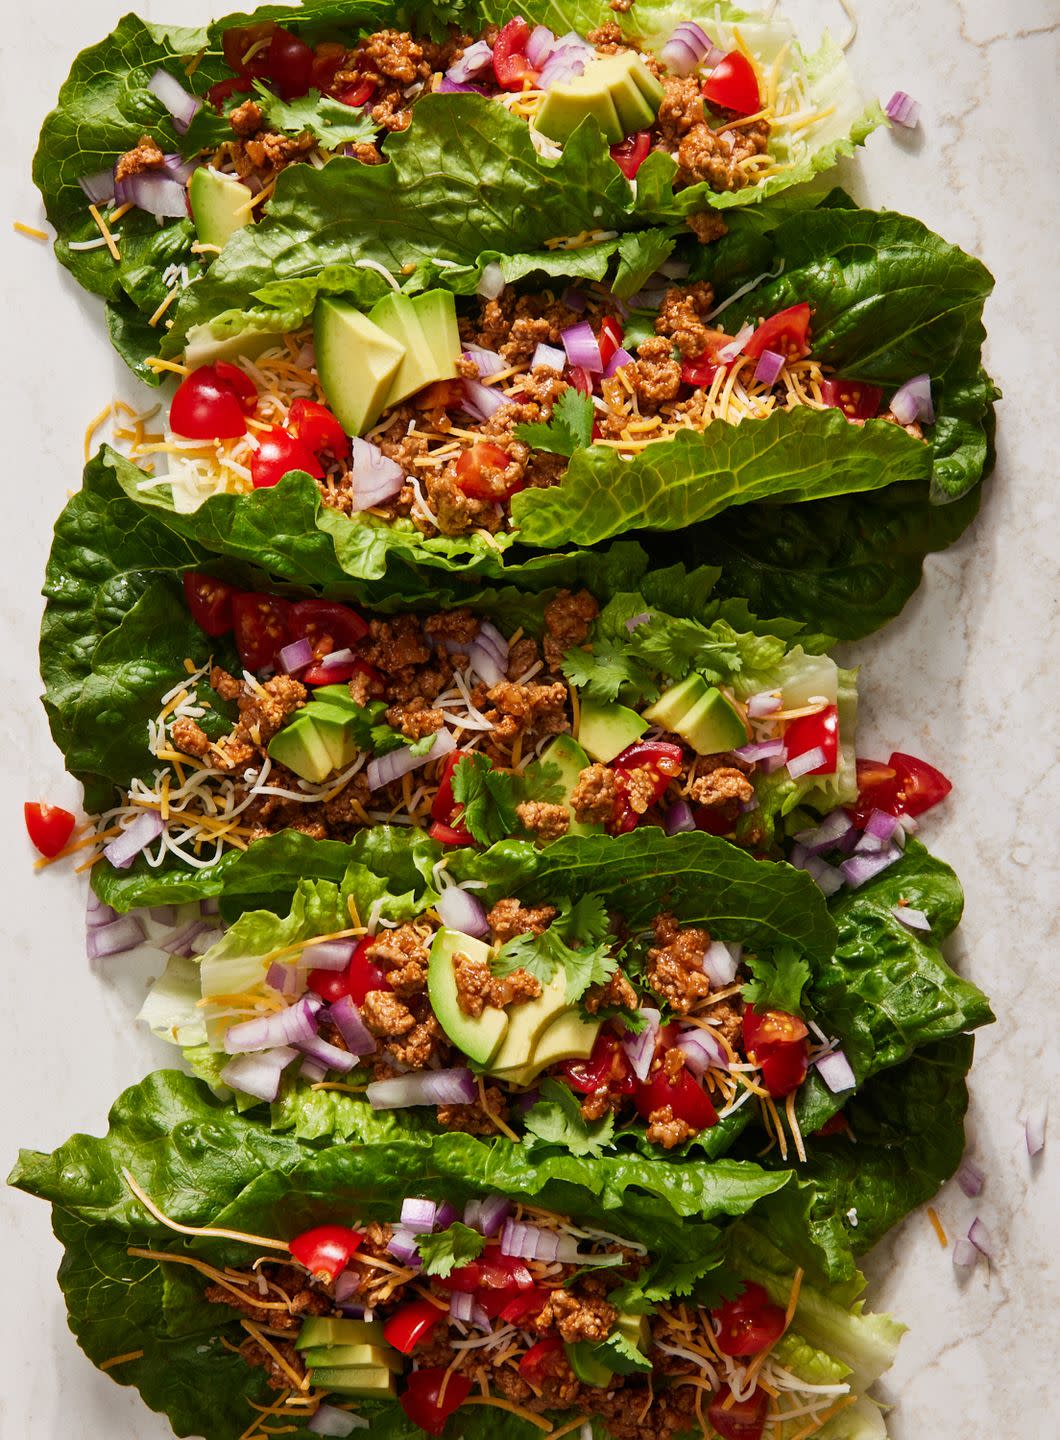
[[413, 290, 462, 373], [308, 708, 363, 772], [566, 1341, 614, 1387], [602, 52, 662, 134], [297, 1318, 386, 1350], [486, 970, 571, 1076], [189, 167, 253, 249], [310, 684, 365, 715], [427, 929, 509, 1066], [492, 1007, 602, 1086], [305, 1364, 397, 1397], [300, 1344, 403, 1374], [531, 735, 603, 838], [677, 688, 747, 756], [313, 297, 405, 436], [537, 52, 662, 147], [642, 673, 709, 733], [267, 711, 335, 783], [577, 695, 648, 763]]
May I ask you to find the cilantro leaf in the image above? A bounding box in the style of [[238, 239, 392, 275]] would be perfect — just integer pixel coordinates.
[[522, 1079, 616, 1159], [741, 945, 811, 1016], [492, 895, 617, 1003], [608, 1254, 738, 1315], [252, 82, 378, 149], [451, 753, 519, 846], [515, 388, 595, 458], [416, 1223, 486, 1279], [595, 1329, 653, 1375]]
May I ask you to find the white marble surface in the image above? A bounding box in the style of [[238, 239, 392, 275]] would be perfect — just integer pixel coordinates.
[[1, 1, 1057, 1435]]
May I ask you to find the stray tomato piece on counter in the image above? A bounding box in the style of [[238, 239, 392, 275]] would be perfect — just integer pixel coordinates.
[[818, 377, 883, 420], [852, 751, 952, 823], [24, 802, 77, 858], [288, 1223, 363, 1282], [707, 1383, 769, 1440], [382, 1298, 445, 1355], [231, 592, 292, 670], [182, 571, 240, 636], [783, 703, 839, 776], [492, 18, 536, 90], [251, 426, 325, 488], [610, 129, 652, 179], [170, 363, 257, 440], [400, 1367, 473, 1435], [702, 50, 761, 117], [742, 302, 812, 363], [712, 1281, 788, 1357]]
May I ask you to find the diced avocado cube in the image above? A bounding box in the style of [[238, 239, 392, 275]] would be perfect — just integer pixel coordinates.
[[297, 1318, 386, 1350], [642, 673, 709, 733], [427, 929, 509, 1066], [310, 684, 364, 715], [310, 710, 362, 772], [369, 290, 461, 409], [677, 687, 747, 756], [305, 1365, 397, 1398], [617, 1312, 652, 1353], [313, 297, 405, 436], [189, 167, 253, 249], [529, 735, 602, 839], [566, 1341, 614, 1388], [267, 711, 335, 783], [628, 54, 665, 112], [577, 695, 648, 763], [486, 970, 571, 1076], [300, 1344, 403, 1375], [537, 60, 625, 145]]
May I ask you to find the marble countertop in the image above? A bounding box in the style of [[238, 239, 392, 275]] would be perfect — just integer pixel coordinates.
[[1, 2, 1056, 1435]]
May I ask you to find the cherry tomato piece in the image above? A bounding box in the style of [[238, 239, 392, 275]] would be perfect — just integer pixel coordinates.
[[681, 352, 720, 387], [634, 1066, 719, 1132], [431, 751, 467, 824], [598, 316, 625, 371], [518, 1336, 565, 1383], [251, 427, 325, 488], [612, 740, 684, 775], [559, 1030, 635, 1096], [308, 935, 392, 1005], [610, 130, 652, 179], [707, 1384, 769, 1440], [497, 1286, 550, 1324], [429, 820, 475, 846], [288, 1223, 363, 1282], [382, 1298, 445, 1355], [702, 50, 761, 117], [760, 1045, 809, 1096], [300, 657, 383, 690], [743, 302, 812, 363], [713, 1282, 788, 1357], [886, 752, 953, 818], [310, 41, 347, 93], [742, 1006, 809, 1051], [742, 1006, 809, 1099], [783, 703, 839, 776], [818, 378, 883, 420], [222, 21, 276, 76], [815, 1111, 848, 1137], [287, 397, 350, 461], [568, 364, 594, 396], [231, 592, 292, 671], [207, 74, 254, 110], [182, 571, 240, 636], [336, 77, 377, 106], [288, 598, 369, 655], [170, 364, 258, 440], [399, 1367, 473, 1436], [261, 26, 315, 99], [24, 802, 77, 858], [455, 441, 517, 500], [492, 18, 536, 90]]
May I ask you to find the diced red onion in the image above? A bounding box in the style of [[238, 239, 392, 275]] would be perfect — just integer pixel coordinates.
[[300, 1058, 328, 1083], [366, 727, 455, 792], [664, 801, 696, 835], [87, 913, 146, 961], [952, 1235, 978, 1269], [676, 1028, 727, 1076], [892, 905, 931, 932], [463, 345, 505, 378], [308, 1403, 364, 1436], [802, 853, 844, 897], [885, 90, 921, 128], [734, 738, 785, 764], [104, 811, 165, 869], [538, 46, 589, 90], [661, 21, 715, 76], [450, 1289, 476, 1323], [500, 1221, 573, 1268], [334, 1270, 362, 1304], [625, 612, 651, 632], [118, 170, 190, 219], [561, 321, 603, 375], [1025, 1105, 1047, 1158], [753, 349, 785, 387], [190, 925, 220, 956], [366, 1067, 476, 1109], [302, 939, 355, 972], [703, 940, 740, 987], [464, 1196, 510, 1236], [967, 1218, 992, 1258], [79, 169, 116, 205], [87, 891, 119, 930], [147, 67, 202, 134], [446, 39, 494, 83], [220, 1046, 298, 1102], [461, 378, 510, 421], [747, 691, 781, 718], [890, 374, 935, 425], [435, 1201, 458, 1230], [477, 620, 510, 666], [789, 843, 808, 870], [621, 1009, 660, 1082], [794, 809, 855, 854], [328, 996, 377, 1057], [717, 324, 754, 362], [865, 808, 901, 842], [401, 1198, 438, 1234], [158, 919, 210, 957], [437, 886, 489, 938], [563, 287, 587, 313], [224, 996, 319, 1054], [277, 637, 314, 675], [787, 746, 826, 780], [604, 347, 634, 378], [840, 845, 903, 889], [761, 749, 789, 774], [956, 1159, 984, 1198], [386, 1226, 421, 1266], [321, 647, 357, 669], [349, 437, 403, 511], [296, 1033, 358, 1074], [147, 904, 178, 926], [200, 897, 220, 916], [855, 822, 906, 856], [466, 640, 504, 688], [162, 153, 199, 186], [816, 1049, 856, 1093], [531, 341, 567, 372], [438, 76, 488, 94], [266, 962, 299, 996], [477, 262, 505, 300], [526, 25, 556, 68]]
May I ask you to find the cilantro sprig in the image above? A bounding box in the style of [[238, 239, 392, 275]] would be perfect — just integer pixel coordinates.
[[416, 1222, 486, 1278], [451, 753, 519, 846], [492, 894, 617, 1004], [515, 388, 595, 457]]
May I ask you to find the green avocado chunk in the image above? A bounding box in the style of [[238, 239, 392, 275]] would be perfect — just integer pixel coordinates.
[[537, 52, 663, 147], [427, 928, 509, 1066], [486, 970, 571, 1076], [492, 1007, 602, 1087], [297, 1318, 386, 1350], [189, 166, 252, 249], [566, 1341, 614, 1387], [678, 688, 747, 755], [266, 710, 335, 783], [313, 297, 405, 436], [369, 289, 460, 408], [577, 695, 648, 763], [642, 672, 709, 732], [305, 1365, 396, 1397], [300, 1344, 403, 1374]]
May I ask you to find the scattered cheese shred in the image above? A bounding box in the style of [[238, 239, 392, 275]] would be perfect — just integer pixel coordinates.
[[84, 403, 113, 460], [13, 220, 48, 241], [87, 203, 120, 261], [122, 1169, 290, 1252], [148, 285, 181, 328], [927, 1206, 948, 1249], [100, 1349, 144, 1371], [462, 1397, 553, 1431]]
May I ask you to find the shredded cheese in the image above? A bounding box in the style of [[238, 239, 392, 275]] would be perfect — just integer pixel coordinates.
[[13, 221, 48, 241], [122, 1170, 290, 1252], [87, 203, 120, 261]]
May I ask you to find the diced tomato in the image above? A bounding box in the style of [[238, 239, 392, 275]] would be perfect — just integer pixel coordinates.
[[287, 397, 350, 461], [702, 50, 761, 117], [251, 426, 325, 488], [693, 804, 736, 837], [455, 442, 518, 500], [231, 591, 292, 671], [742, 1006, 808, 1052], [610, 130, 652, 179], [759, 1045, 808, 1101], [382, 1298, 445, 1355], [24, 802, 76, 858], [713, 1282, 787, 1357], [818, 377, 883, 421], [707, 1384, 769, 1440], [497, 1286, 549, 1324], [222, 22, 276, 77], [310, 41, 347, 94], [335, 78, 377, 107], [207, 74, 254, 110], [170, 363, 257, 440], [518, 1335, 565, 1383], [308, 935, 392, 1005], [416, 379, 465, 410], [300, 657, 383, 690], [288, 1223, 363, 1282], [288, 598, 369, 657], [598, 316, 624, 372], [783, 703, 838, 776], [492, 18, 536, 90], [399, 1367, 472, 1436], [743, 302, 812, 363], [260, 25, 315, 99], [444, 1252, 535, 1319], [558, 1030, 636, 1097], [431, 751, 466, 824], [182, 571, 240, 636], [634, 1065, 719, 1133], [742, 1006, 809, 1099], [429, 820, 475, 846], [814, 1111, 848, 1138], [681, 352, 720, 387], [851, 751, 952, 825], [610, 740, 684, 833], [568, 364, 594, 396]]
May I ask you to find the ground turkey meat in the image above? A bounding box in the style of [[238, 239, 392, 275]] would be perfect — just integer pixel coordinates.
[[487, 899, 557, 943], [114, 134, 165, 182], [453, 948, 541, 1017], [436, 1083, 510, 1136], [543, 589, 599, 668], [362, 615, 432, 675], [594, 1382, 700, 1440], [584, 968, 638, 1013], [385, 696, 445, 739], [208, 673, 307, 771], [625, 336, 684, 407], [646, 912, 714, 1013], [689, 764, 755, 809], [516, 800, 570, 842], [366, 925, 431, 996], [210, 665, 243, 701], [646, 1104, 696, 1149], [706, 996, 744, 1049], [239, 1336, 306, 1392], [534, 1288, 617, 1344], [655, 280, 717, 358], [571, 763, 620, 827], [170, 716, 212, 758], [622, 766, 659, 817], [686, 209, 729, 245], [204, 1266, 329, 1330], [677, 118, 770, 191], [228, 99, 264, 137], [423, 609, 480, 646], [241, 129, 317, 174], [485, 680, 569, 746]]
